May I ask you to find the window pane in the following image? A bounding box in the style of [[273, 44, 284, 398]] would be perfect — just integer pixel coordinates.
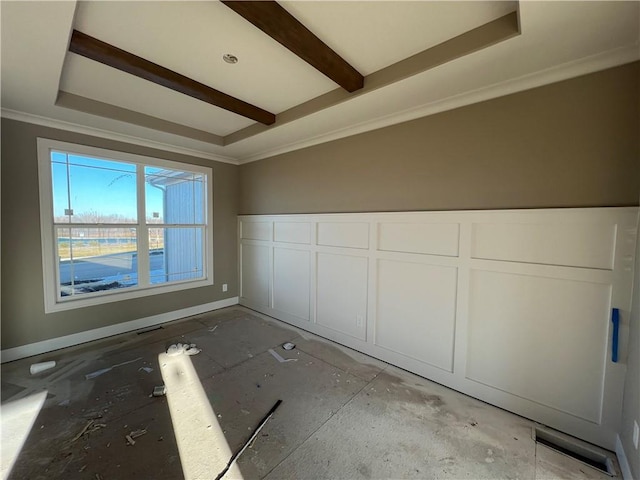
[[145, 167, 204, 225], [52, 159, 71, 223], [149, 227, 203, 284], [67, 156, 137, 223], [57, 227, 137, 297], [67, 154, 137, 172]]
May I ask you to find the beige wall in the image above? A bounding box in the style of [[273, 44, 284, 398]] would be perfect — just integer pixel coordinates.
[[1, 118, 239, 350], [2, 62, 639, 356], [240, 62, 640, 214]]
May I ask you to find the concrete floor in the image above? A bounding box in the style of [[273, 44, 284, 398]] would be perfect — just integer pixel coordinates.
[[1, 307, 619, 479]]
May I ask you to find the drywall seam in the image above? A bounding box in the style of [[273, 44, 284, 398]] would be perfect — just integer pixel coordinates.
[[0, 296, 239, 363]]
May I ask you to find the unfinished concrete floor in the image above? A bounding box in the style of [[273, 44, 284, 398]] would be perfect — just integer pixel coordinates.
[[1, 307, 619, 479]]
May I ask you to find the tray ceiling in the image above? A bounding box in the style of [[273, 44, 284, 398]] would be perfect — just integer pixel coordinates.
[[2, 1, 639, 164]]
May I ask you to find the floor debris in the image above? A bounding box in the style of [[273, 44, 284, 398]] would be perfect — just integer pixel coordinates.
[[138, 367, 154, 373], [30, 361, 56, 375], [215, 400, 282, 480], [152, 385, 167, 396], [282, 342, 296, 351], [124, 429, 146, 445], [3, 309, 610, 480], [69, 419, 107, 443], [84, 357, 142, 380], [268, 349, 297, 363], [166, 343, 201, 356], [130, 429, 147, 439]]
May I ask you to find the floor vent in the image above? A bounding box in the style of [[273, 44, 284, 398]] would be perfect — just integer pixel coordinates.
[[533, 426, 616, 476], [136, 326, 163, 335]]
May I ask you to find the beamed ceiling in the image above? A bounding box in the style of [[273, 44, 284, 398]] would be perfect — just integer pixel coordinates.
[[2, 1, 639, 164]]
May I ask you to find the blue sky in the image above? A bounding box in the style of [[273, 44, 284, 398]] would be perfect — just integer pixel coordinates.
[[51, 152, 163, 221]]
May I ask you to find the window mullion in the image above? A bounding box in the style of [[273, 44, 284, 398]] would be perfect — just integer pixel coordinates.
[[137, 166, 150, 287]]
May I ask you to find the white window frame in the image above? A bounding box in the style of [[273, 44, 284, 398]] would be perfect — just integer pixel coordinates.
[[37, 138, 214, 313]]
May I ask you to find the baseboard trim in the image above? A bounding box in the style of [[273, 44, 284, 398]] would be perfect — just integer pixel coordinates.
[[0, 297, 239, 363], [616, 434, 635, 480]]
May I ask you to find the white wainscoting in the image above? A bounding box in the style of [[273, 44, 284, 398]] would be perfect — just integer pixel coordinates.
[[317, 253, 368, 340], [238, 208, 638, 450], [273, 247, 311, 320]]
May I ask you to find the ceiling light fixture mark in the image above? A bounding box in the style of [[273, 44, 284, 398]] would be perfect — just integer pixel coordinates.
[[223, 54, 239, 64], [67, 30, 275, 125], [221, 0, 364, 92]]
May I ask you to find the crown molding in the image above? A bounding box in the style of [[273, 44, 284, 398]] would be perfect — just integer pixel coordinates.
[[0, 109, 239, 165], [3, 43, 638, 166], [236, 44, 640, 164]]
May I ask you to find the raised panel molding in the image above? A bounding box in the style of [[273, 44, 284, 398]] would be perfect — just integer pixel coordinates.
[[238, 207, 638, 450], [376, 259, 457, 371], [316, 253, 368, 340], [240, 221, 272, 241], [274, 222, 311, 244], [273, 247, 310, 320], [466, 269, 610, 423], [317, 222, 369, 249], [378, 222, 460, 257], [471, 222, 616, 269], [240, 244, 270, 307]]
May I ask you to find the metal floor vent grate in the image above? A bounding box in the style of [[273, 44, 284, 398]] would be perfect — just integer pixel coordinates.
[[533, 426, 616, 476]]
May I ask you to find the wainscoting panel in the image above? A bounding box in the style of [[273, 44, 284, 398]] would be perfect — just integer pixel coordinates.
[[240, 220, 272, 241], [316, 253, 368, 340], [378, 222, 460, 257], [376, 259, 457, 372], [466, 269, 611, 423], [238, 208, 638, 450], [240, 243, 270, 307], [274, 221, 311, 245], [317, 221, 370, 249], [273, 247, 310, 321], [471, 222, 616, 269]]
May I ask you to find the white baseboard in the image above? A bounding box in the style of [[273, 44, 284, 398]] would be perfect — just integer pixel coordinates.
[[616, 434, 635, 480], [0, 297, 239, 363]]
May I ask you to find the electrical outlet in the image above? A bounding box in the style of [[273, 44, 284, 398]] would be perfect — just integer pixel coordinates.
[[222, 283, 228, 292], [633, 420, 639, 449]]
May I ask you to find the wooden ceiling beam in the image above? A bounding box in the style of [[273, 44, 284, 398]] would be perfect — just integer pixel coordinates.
[[68, 30, 275, 125], [221, 0, 364, 93]]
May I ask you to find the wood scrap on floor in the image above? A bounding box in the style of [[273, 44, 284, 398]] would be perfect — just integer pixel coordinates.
[[69, 419, 106, 443], [126, 428, 147, 445], [215, 399, 282, 480]]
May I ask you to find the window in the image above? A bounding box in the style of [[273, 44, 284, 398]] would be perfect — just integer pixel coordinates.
[[37, 138, 213, 312]]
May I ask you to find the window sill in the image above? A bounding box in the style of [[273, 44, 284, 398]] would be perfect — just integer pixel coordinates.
[[44, 277, 214, 313]]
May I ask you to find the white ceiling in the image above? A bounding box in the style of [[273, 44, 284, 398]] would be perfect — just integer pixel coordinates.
[[279, 1, 517, 76], [1, 1, 639, 164]]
